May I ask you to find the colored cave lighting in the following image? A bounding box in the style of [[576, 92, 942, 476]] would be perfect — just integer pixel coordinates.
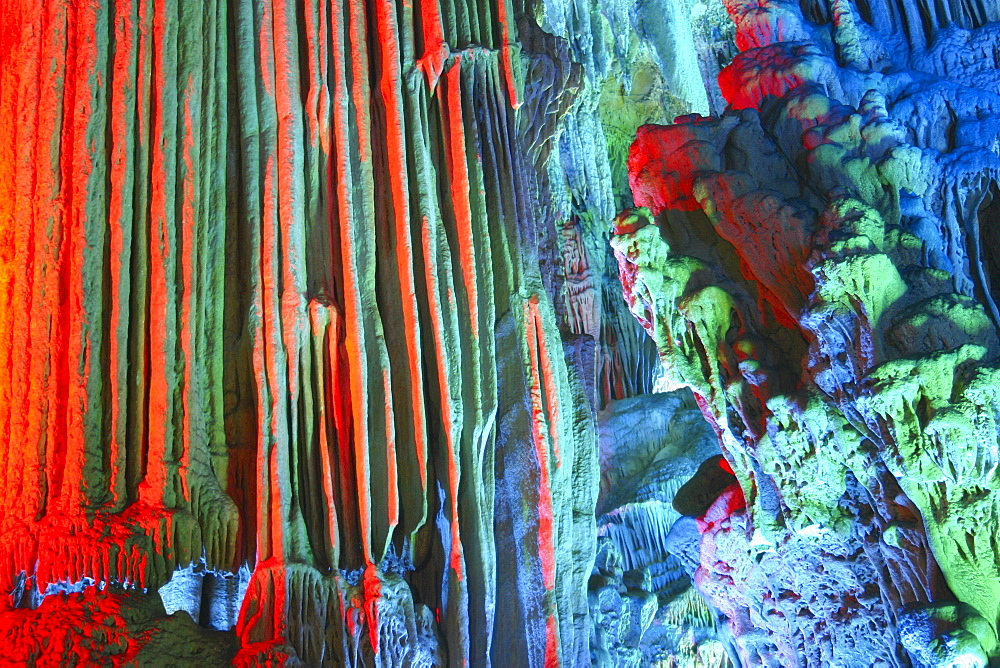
[[3, 0, 1000, 665]]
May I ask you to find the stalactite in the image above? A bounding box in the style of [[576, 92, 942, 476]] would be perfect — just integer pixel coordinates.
[[0, 0, 601, 663], [8, 0, 1000, 662]]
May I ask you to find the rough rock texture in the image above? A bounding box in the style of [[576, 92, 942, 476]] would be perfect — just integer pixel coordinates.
[[592, 393, 733, 665], [6, 0, 1000, 663], [0, 0, 611, 663], [613, 0, 1000, 664], [0, 0, 743, 658], [0, 586, 238, 665]]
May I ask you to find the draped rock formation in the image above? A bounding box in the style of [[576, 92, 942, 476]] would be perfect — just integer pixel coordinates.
[[5, 0, 1000, 664], [0, 0, 608, 663]]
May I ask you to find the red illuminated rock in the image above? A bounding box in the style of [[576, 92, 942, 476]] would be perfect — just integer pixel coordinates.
[[0, 0, 597, 663]]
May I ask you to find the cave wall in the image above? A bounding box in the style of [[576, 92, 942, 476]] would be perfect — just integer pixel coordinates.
[[611, 0, 1000, 664], [0, 0, 610, 663], [4, 0, 1000, 664], [0, 0, 724, 662]]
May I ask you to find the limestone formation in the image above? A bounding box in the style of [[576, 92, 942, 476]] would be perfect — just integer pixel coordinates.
[[0, 0, 599, 662], [3, 0, 1000, 664], [612, 0, 1000, 663]]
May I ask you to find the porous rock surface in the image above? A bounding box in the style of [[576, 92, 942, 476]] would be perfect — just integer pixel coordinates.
[[612, 0, 1000, 664]]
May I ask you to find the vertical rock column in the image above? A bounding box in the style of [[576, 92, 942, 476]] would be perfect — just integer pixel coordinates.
[[1, 0, 598, 664], [230, 0, 597, 661], [0, 0, 237, 599]]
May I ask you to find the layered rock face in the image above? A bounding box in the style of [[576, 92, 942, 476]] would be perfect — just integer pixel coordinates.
[[612, 0, 1000, 664], [4, 0, 1000, 665]]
